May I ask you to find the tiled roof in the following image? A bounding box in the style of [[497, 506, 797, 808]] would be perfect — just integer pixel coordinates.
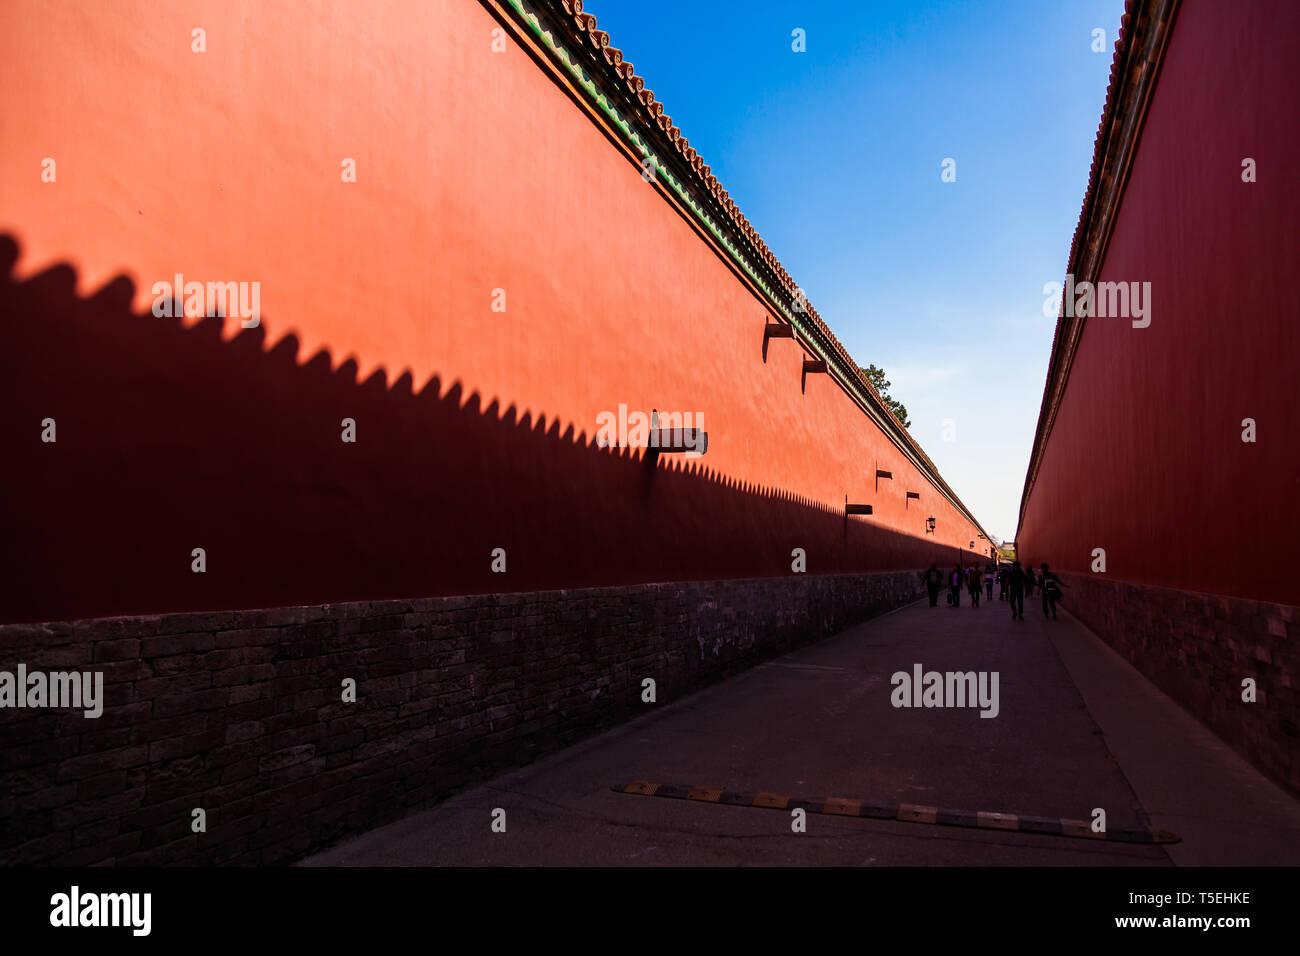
[[1018, 0, 1180, 534], [1065, 0, 1140, 279], [537, 0, 990, 538], [558, 2, 851, 372]]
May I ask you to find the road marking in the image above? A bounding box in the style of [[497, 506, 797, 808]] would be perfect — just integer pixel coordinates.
[[611, 781, 1179, 844]]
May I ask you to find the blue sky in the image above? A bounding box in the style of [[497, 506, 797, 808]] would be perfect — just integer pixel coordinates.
[[588, 0, 1127, 542]]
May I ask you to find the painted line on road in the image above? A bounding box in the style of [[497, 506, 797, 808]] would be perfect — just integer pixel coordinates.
[[610, 781, 1180, 844]]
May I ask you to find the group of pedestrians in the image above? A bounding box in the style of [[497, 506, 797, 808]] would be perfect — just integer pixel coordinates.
[[923, 560, 1066, 620]]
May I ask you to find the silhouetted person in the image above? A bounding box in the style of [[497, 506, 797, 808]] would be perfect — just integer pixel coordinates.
[[984, 565, 994, 600], [924, 563, 941, 607], [1024, 565, 1036, 598], [1007, 560, 1026, 620], [1040, 563, 1066, 619], [967, 565, 982, 607], [998, 566, 1008, 600], [949, 565, 962, 607]]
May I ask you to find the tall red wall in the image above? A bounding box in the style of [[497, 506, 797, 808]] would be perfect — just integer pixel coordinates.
[[0, 0, 986, 625], [1017, 0, 1298, 606]]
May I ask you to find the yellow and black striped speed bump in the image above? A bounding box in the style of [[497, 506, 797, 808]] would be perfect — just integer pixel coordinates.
[[611, 781, 1180, 844]]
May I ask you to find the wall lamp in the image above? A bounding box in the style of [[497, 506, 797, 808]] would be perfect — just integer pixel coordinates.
[[926, 516, 935, 534]]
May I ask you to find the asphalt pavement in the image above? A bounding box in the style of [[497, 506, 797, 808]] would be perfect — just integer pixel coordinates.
[[302, 592, 1300, 866]]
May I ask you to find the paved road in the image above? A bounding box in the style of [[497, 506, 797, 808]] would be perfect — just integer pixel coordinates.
[[302, 594, 1300, 866]]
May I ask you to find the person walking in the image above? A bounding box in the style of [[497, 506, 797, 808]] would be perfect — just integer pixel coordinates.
[[924, 563, 941, 607], [949, 565, 963, 607], [1007, 560, 1026, 620], [998, 565, 1008, 601], [1040, 563, 1066, 619], [984, 565, 994, 601], [1024, 564, 1036, 599], [967, 565, 981, 607]]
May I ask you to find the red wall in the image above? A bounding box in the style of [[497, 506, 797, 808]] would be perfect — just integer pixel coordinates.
[[0, 0, 987, 624], [1017, 0, 1298, 605]]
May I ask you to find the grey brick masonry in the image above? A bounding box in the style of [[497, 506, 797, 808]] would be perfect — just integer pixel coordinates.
[[0, 570, 924, 865], [1056, 571, 1298, 798]]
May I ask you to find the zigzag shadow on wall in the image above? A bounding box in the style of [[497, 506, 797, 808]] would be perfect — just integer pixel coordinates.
[[0, 234, 963, 624]]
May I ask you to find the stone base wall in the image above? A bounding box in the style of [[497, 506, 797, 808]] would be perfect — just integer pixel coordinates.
[[0, 570, 924, 865], [1058, 572, 1298, 797]]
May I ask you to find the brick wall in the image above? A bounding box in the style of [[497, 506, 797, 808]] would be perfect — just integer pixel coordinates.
[[1057, 572, 1299, 797], [0, 570, 923, 865]]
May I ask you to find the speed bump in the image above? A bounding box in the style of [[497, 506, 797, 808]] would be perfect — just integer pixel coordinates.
[[610, 781, 1179, 844]]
